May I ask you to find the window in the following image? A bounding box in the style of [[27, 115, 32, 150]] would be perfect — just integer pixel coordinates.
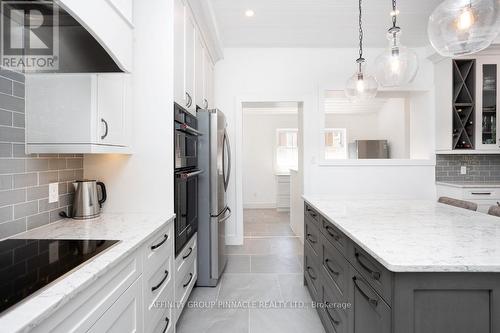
[[324, 128, 347, 160], [275, 128, 298, 172]]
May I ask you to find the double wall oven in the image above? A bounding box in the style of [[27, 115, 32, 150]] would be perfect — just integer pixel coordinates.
[[174, 103, 202, 256]]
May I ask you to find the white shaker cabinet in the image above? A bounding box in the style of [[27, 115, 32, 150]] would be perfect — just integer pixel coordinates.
[[174, 0, 216, 113], [174, 0, 196, 114], [26, 74, 132, 154]]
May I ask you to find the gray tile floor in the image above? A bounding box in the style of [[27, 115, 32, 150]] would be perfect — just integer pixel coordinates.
[[177, 209, 325, 333]]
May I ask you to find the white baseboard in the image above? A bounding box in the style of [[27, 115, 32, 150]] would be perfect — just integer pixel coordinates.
[[243, 202, 276, 209]]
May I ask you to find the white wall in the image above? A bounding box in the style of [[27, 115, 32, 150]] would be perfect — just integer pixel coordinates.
[[242, 112, 298, 208], [215, 47, 436, 244], [84, 0, 174, 217]]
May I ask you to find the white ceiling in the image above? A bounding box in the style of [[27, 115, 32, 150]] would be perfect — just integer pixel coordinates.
[[210, 0, 443, 48]]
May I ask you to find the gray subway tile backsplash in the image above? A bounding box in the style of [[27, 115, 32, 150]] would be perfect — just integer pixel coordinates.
[[0, 68, 84, 239], [436, 154, 500, 182]]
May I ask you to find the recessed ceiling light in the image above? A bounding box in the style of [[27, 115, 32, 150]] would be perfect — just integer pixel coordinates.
[[245, 9, 255, 17]]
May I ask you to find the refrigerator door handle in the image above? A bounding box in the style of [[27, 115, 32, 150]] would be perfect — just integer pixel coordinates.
[[222, 129, 231, 191]]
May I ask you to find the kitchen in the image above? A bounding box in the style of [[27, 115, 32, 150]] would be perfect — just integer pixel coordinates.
[[0, 0, 499, 333]]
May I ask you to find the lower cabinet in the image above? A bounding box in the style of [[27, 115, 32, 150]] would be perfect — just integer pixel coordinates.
[[174, 234, 198, 321], [304, 202, 500, 333], [34, 220, 178, 333], [88, 277, 143, 333]]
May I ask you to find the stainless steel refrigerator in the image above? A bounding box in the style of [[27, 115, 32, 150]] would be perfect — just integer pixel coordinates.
[[348, 140, 389, 159], [196, 108, 231, 287]]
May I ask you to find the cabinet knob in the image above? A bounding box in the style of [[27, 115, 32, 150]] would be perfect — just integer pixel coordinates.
[[101, 118, 109, 140]]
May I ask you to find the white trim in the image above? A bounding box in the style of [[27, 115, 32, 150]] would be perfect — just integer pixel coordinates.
[[436, 149, 500, 155]]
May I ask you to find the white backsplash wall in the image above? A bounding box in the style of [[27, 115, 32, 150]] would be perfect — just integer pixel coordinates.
[[0, 68, 84, 239]]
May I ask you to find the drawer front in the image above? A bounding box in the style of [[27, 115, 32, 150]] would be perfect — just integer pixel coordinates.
[[304, 203, 320, 225], [320, 282, 349, 333], [175, 234, 198, 316], [146, 286, 174, 333], [175, 234, 197, 278], [351, 271, 391, 333], [144, 255, 174, 333], [321, 234, 349, 301], [305, 217, 321, 256], [321, 219, 347, 256], [463, 188, 500, 200], [144, 221, 174, 275], [348, 244, 392, 305], [304, 241, 321, 302]]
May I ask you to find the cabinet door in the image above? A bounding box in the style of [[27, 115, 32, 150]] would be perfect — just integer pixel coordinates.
[[476, 56, 500, 150], [195, 31, 205, 109], [350, 271, 391, 333], [97, 75, 126, 146], [88, 277, 143, 333], [174, 0, 186, 107], [203, 50, 214, 109], [185, 9, 196, 114]]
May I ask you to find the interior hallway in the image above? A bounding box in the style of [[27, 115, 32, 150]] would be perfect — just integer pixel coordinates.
[[176, 209, 325, 333]]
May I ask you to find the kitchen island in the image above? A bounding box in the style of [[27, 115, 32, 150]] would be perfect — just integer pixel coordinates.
[[302, 196, 500, 333]]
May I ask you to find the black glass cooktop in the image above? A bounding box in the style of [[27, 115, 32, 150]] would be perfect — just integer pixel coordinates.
[[0, 239, 119, 315]]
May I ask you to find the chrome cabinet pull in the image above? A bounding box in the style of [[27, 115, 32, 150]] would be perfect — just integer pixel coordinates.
[[306, 266, 317, 280], [355, 252, 381, 280], [353, 276, 378, 307], [203, 98, 208, 109], [100, 118, 108, 140], [151, 234, 168, 250], [186, 92, 192, 108], [161, 317, 170, 333], [183, 272, 193, 288], [182, 247, 193, 260], [324, 259, 340, 276], [151, 270, 169, 292]]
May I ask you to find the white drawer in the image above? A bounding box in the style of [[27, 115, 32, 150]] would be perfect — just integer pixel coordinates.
[[144, 276, 174, 333], [143, 221, 174, 275], [462, 188, 500, 200], [35, 251, 142, 333], [151, 312, 174, 333], [143, 255, 174, 333], [174, 235, 197, 320], [276, 175, 291, 183]]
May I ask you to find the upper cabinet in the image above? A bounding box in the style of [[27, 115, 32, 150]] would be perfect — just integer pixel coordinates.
[[174, 0, 216, 115], [26, 74, 132, 154], [434, 49, 500, 154], [57, 0, 134, 72]]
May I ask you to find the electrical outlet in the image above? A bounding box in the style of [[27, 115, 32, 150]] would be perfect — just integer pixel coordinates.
[[49, 183, 59, 203], [460, 166, 467, 175]]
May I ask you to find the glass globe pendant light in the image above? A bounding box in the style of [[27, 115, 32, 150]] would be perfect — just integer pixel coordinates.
[[428, 0, 500, 56], [345, 0, 378, 100], [374, 0, 419, 87]]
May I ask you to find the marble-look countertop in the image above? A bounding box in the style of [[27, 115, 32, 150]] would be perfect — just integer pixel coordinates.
[[303, 196, 500, 273], [0, 213, 174, 333], [436, 181, 500, 188]]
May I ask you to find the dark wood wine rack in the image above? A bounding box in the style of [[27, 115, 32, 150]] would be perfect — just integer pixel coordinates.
[[452, 59, 475, 150]]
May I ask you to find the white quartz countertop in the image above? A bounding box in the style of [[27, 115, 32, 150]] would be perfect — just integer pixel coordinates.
[[436, 181, 500, 188], [303, 196, 500, 273], [0, 213, 174, 333]]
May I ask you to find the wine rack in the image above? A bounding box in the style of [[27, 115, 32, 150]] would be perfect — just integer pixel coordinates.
[[452, 59, 476, 150]]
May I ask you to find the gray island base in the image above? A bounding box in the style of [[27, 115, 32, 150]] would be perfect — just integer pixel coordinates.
[[302, 197, 500, 333]]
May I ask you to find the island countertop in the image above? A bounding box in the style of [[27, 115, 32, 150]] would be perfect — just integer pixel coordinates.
[[303, 196, 500, 273], [0, 213, 174, 333]]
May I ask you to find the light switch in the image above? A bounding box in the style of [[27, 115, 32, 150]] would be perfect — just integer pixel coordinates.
[[49, 183, 59, 203], [460, 166, 467, 175]]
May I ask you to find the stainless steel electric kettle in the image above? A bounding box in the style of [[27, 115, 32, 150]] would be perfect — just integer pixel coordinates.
[[72, 180, 107, 219]]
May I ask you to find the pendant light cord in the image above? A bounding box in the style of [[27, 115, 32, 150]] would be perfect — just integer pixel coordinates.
[[392, 0, 397, 28], [357, 0, 364, 71]]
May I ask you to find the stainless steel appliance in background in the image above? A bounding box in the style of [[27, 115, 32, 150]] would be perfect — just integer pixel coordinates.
[[72, 180, 107, 219], [348, 140, 389, 159], [174, 103, 202, 257], [196, 108, 231, 287]]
